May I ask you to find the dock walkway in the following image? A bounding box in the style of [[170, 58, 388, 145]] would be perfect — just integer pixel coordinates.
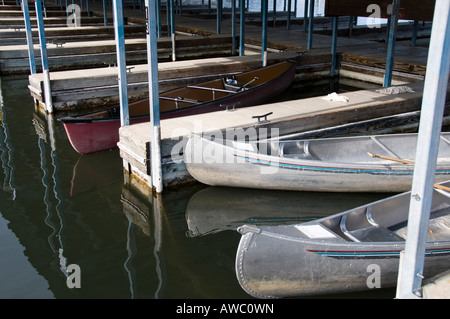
[[20, 2, 431, 111]]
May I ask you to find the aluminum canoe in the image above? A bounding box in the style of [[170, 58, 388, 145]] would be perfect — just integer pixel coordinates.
[[235, 181, 450, 298], [184, 132, 450, 192]]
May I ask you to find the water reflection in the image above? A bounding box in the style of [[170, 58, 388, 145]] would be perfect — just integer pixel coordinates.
[[0, 77, 16, 200], [33, 113, 70, 278], [0, 75, 395, 299], [185, 186, 389, 237]]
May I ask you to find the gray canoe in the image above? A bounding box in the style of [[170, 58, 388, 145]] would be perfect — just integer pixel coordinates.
[[235, 181, 450, 298], [184, 132, 450, 192]]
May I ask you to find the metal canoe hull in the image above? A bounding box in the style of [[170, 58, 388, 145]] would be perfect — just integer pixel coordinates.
[[235, 185, 450, 298], [185, 133, 450, 192]]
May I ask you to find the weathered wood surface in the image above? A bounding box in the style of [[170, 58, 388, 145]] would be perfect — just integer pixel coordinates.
[[119, 81, 450, 188], [1, 34, 234, 74], [0, 16, 116, 28], [0, 25, 147, 45], [28, 52, 300, 111]]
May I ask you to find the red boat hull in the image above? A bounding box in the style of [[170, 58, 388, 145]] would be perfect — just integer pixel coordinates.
[[62, 59, 298, 154]]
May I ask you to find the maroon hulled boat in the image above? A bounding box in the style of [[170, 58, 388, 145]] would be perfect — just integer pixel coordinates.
[[59, 58, 298, 154]]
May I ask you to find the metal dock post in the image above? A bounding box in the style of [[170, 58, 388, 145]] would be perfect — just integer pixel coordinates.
[[396, 0, 450, 299]]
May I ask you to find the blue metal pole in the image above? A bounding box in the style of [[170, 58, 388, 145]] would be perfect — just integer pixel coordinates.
[[396, 0, 450, 299], [21, 0, 36, 74], [35, 0, 53, 113], [411, 20, 419, 46], [166, 0, 170, 36], [216, 0, 221, 34], [261, 0, 268, 66], [112, 0, 129, 127], [330, 16, 338, 77], [239, 0, 245, 56], [170, 0, 176, 61], [286, 0, 291, 30], [273, 0, 276, 27], [231, 0, 236, 55], [145, 0, 163, 193], [156, 0, 161, 37], [103, 0, 108, 25], [303, 0, 308, 32], [307, 0, 314, 50], [42, 0, 47, 17], [383, 0, 399, 87]]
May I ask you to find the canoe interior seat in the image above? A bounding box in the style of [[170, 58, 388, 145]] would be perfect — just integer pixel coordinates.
[[278, 141, 318, 160], [340, 207, 405, 242], [223, 77, 252, 92], [343, 224, 405, 242]]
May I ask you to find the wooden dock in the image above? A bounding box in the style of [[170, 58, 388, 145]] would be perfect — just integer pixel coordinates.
[[1, 34, 235, 74], [118, 80, 450, 189], [28, 52, 303, 111]]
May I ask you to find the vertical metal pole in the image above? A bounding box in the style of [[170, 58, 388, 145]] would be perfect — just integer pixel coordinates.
[[231, 0, 236, 55], [239, 0, 245, 56], [145, 0, 163, 193], [170, 0, 176, 61], [261, 0, 268, 66], [411, 20, 419, 47], [86, 0, 90, 17], [396, 0, 450, 299], [286, 0, 291, 30], [216, 0, 221, 34], [273, 0, 276, 27], [103, 0, 108, 25], [35, 0, 53, 113], [383, 0, 399, 87], [42, 0, 47, 17], [22, 0, 36, 74], [307, 0, 314, 50], [330, 16, 338, 77], [303, 0, 308, 32], [112, 0, 129, 127], [348, 16, 354, 37], [156, 0, 161, 37], [166, 0, 171, 36]]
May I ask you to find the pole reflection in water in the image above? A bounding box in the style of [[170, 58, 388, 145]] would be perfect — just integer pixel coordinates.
[[0, 77, 16, 200], [121, 185, 165, 298]]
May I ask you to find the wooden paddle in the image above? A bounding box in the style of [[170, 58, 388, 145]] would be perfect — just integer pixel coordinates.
[[367, 152, 450, 192]]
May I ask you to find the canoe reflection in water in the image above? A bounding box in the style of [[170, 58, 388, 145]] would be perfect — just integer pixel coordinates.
[[185, 186, 388, 237]]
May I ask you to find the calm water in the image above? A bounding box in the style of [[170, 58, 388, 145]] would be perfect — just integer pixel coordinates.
[[0, 75, 396, 299]]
